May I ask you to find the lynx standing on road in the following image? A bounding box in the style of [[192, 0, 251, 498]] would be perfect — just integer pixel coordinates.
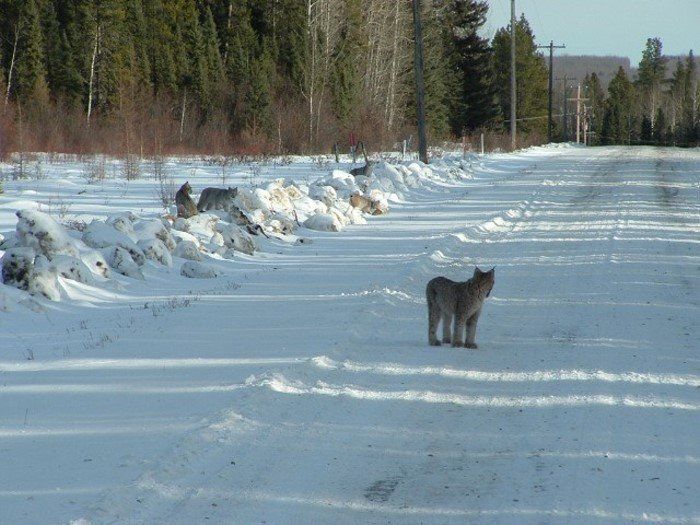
[[426, 267, 495, 348]]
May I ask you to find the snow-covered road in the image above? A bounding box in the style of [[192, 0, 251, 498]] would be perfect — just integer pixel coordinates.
[[1, 146, 699, 524]]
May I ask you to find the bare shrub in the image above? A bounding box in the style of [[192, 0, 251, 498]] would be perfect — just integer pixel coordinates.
[[121, 154, 141, 180], [82, 156, 107, 184], [152, 155, 176, 211]]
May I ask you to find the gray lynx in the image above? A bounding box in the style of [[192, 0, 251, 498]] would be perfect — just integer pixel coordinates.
[[350, 161, 374, 178], [197, 187, 238, 212], [175, 182, 198, 219], [426, 267, 495, 348]]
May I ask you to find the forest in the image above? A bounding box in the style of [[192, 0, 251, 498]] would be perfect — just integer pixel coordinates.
[[0, 0, 697, 157]]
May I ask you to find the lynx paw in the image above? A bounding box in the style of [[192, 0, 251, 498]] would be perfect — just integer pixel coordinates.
[[442, 337, 451, 344], [429, 339, 441, 347], [464, 342, 478, 349], [451, 341, 463, 348]]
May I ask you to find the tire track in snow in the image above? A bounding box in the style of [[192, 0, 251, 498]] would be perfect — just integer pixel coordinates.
[[311, 356, 700, 387], [260, 374, 700, 411]]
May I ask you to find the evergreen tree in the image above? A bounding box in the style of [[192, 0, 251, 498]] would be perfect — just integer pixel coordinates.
[[682, 51, 697, 144], [583, 72, 605, 145], [175, 0, 209, 102], [640, 115, 652, 143], [601, 67, 635, 145], [419, 3, 454, 138], [492, 15, 548, 134], [53, 30, 83, 104], [143, 0, 177, 94], [202, 6, 224, 91], [443, 0, 499, 134], [123, 0, 152, 90], [246, 42, 275, 136], [14, 0, 49, 103], [223, 0, 257, 130], [637, 37, 666, 128], [653, 107, 667, 144], [331, 0, 364, 126]]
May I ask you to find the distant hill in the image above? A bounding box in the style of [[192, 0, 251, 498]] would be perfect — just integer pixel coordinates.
[[551, 56, 633, 89]]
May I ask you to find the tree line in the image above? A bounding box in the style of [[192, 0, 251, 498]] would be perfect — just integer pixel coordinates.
[[0, 1, 697, 158], [583, 40, 698, 147]]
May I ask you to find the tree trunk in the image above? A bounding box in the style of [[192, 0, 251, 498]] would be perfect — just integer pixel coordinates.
[[179, 87, 187, 142], [4, 26, 19, 109], [87, 26, 100, 127]]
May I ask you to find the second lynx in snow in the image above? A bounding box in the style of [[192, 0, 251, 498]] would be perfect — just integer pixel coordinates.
[[426, 267, 495, 348], [197, 187, 238, 212]]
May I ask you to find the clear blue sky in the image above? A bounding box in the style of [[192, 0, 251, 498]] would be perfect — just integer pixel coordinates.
[[482, 0, 699, 64]]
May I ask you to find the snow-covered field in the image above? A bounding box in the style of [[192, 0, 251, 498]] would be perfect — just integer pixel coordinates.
[[1, 145, 698, 524]]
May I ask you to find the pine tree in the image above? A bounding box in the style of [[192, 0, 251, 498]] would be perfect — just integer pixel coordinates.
[[175, 0, 209, 102], [601, 67, 635, 145], [223, 0, 258, 131], [640, 115, 652, 143], [637, 37, 666, 129], [583, 72, 605, 145], [443, 0, 499, 134], [331, 0, 364, 126], [202, 6, 224, 92], [654, 107, 667, 145], [492, 15, 548, 135], [247, 42, 275, 137], [123, 0, 152, 90], [14, 0, 49, 104], [264, 0, 307, 90], [418, 3, 454, 138], [143, 0, 177, 94]]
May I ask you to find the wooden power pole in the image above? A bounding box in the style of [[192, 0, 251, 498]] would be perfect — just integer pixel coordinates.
[[411, 0, 428, 164], [537, 40, 566, 143], [510, 0, 517, 151], [568, 84, 589, 144]]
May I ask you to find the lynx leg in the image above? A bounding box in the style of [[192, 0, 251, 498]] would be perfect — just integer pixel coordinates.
[[465, 309, 481, 349], [427, 297, 441, 346], [441, 312, 453, 344], [452, 312, 467, 348]]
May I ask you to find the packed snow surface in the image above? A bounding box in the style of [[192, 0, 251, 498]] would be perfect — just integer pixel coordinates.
[[0, 146, 698, 524]]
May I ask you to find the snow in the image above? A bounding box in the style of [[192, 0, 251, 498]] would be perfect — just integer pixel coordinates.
[[0, 145, 698, 524]]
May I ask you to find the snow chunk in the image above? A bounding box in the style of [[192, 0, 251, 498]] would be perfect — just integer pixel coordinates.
[[181, 261, 220, 279], [134, 219, 177, 252], [216, 223, 256, 255], [137, 238, 173, 267], [1, 247, 35, 290], [28, 255, 60, 301], [15, 209, 78, 258], [173, 240, 202, 261], [308, 185, 337, 207], [51, 254, 96, 284], [83, 221, 146, 266], [304, 212, 344, 232], [100, 246, 144, 280]]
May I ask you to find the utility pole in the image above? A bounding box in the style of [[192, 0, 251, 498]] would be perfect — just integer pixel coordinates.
[[561, 76, 569, 142], [510, 0, 517, 151], [411, 0, 428, 164], [568, 84, 589, 144], [537, 40, 566, 143]]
